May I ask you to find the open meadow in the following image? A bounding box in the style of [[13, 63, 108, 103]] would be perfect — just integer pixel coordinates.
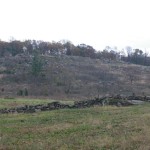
[[1, 98, 150, 150]]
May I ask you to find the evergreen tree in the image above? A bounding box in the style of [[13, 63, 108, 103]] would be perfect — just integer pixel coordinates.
[[31, 52, 43, 76]]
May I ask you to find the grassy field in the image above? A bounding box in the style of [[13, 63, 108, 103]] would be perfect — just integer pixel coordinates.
[[1, 99, 150, 150], [0, 98, 74, 109]]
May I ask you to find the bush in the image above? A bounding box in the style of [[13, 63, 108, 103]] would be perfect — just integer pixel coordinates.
[[17, 90, 23, 96]]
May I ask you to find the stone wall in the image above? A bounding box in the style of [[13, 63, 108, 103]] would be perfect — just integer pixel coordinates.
[[0, 95, 150, 114]]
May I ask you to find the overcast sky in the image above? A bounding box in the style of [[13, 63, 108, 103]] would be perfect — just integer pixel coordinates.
[[0, 0, 150, 51]]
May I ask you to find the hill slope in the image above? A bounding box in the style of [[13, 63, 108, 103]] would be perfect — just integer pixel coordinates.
[[0, 55, 149, 99]]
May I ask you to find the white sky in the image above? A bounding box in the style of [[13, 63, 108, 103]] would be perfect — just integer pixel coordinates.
[[0, 0, 150, 51]]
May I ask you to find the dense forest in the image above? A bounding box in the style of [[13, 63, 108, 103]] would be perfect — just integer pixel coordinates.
[[0, 39, 150, 66]]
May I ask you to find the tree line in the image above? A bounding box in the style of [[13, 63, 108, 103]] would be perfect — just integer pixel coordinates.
[[121, 48, 150, 66], [0, 39, 150, 66]]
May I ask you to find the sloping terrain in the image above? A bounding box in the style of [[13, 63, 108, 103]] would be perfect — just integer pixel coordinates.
[[0, 54, 149, 99]]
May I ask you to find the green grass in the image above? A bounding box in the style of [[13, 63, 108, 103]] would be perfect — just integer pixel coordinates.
[[1, 100, 150, 150], [0, 98, 74, 109]]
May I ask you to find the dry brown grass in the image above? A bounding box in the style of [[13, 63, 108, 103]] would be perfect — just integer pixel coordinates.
[[0, 55, 150, 98]]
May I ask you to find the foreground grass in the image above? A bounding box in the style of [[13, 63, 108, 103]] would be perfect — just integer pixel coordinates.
[[1, 104, 150, 150]]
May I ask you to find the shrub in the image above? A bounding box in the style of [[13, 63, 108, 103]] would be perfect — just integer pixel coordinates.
[[17, 90, 23, 96]]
